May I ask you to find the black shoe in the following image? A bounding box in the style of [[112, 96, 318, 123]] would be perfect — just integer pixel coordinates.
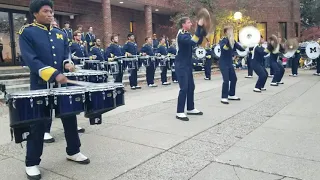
[[44, 138, 55, 143], [186, 111, 203, 115], [27, 174, 41, 180], [176, 116, 189, 121], [135, 86, 142, 89], [131, 86, 136, 90], [77, 127, 85, 133], [277, 82, 284, 85]]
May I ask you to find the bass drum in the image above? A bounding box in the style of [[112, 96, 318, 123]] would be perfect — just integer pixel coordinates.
[[213, 44, 221, 59], [306, 41, 320, 59]]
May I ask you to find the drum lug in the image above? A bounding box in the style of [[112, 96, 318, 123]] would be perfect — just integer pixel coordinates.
[[89, 92, 92, 101], [113, 90, 117, 98], [12, 99, 16, 109], [54, 96, 57, 105], [102, 91, 105, 100], [45, 96, 49, 106], [30, 98, 33, 108], [69, 95, 72, 104], [82, 94, 85, 103]]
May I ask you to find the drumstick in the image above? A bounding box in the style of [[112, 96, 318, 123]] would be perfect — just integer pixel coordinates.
[[66, 79, 95, 86]]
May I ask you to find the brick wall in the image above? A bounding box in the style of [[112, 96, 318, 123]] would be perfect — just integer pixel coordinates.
[[0, 0, 301, 46]]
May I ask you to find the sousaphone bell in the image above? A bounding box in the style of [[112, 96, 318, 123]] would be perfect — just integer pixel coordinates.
[[283, 38, 299, 58]]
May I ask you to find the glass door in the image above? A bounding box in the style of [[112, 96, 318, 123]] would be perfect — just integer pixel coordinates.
[[12, 13, 28, 65], [0, 11, 12, 65]]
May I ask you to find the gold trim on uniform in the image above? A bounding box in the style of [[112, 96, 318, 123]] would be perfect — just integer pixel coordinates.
[[191, 35, 199, 43], [39, 67, 57, 81]]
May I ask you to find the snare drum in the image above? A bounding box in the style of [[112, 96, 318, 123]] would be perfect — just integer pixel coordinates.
[[139, 56, 151, 67], [84, 60, 101, 70], [156, 57, 167, 67], [85, 71, 106, 83], [64, 72, 86, 86], [123, 57, 138, 70], [170, 56, 175, 72], [107, 82, 125, 107], [8, 90, 51, 128], [106, 61, 119, 75], [84, 84, 116, 117], [51, 87, 86, 118]]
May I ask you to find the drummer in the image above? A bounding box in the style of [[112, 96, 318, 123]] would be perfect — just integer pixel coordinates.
[[168, 39, 178, 83], [157, 37, 171, 85], [89, 38, 105, 61], [70, 31, 96, 64], [123, 33, 141, 90], [19, 0, 90, 179], [105, 34, 125, 82], [140, 37, 157, 87]]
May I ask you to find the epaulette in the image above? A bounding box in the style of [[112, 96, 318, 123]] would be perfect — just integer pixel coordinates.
[[90, 46, 94, 51], [143, 43, 147, 47], [69, 42, 73, 46], [18, 23, 32, 35]]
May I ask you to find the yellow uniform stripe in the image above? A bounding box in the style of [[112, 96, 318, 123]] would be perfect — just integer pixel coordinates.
[[191, 35, 199, 43], [206, 55, 212, 59], [223, 45, 229, 50], [264, 49, 270, 53], [40, 67, 57, 81]]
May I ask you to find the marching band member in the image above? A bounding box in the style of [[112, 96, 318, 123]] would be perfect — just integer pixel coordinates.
[[140, 37, 157, 87], [246, 47, 253, 78], [175, 17, 205, 121], [204, 41, 213, 80], [168, 39, 178, 83], [105, 34, 124, 83], [76, 24, 87, 46], [85, 26, 95, 52], [252, 36, 268, 92], [123, 33, 141, 90], [62, 21, 72, 43], [289, 47, 301, 77], [70, 31, 96, 64], [219, 26, 245, 104], [89, 38, 105, 61], [265, 35, 285, 86], [157, 37, 171, 85], [153, 34, 159, 51], [19, 1, 90, 179], [314, 39, 320, 76]]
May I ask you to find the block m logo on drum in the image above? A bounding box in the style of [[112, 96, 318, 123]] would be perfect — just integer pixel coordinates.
[[310, 47, 317, 53]]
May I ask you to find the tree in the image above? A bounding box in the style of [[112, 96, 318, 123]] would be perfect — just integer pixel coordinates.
[[300, 0, 320, 28]]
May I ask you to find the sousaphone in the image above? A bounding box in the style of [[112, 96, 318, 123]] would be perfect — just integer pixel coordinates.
[[239, 26, 261, 48], [283, 38, 299, 58]]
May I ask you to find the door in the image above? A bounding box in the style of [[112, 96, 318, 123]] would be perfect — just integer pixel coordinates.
[[12, 12, 28, 66], [0, 11, 11, 65]]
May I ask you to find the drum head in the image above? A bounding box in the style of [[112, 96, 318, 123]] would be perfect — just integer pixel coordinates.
[[283, 51, 295, 58], [9, 90, 50, 98], [85, 60, 100, 63], [306, 42, 320, 59], [214, 45, 221, 58], [51, 87, 85, 95], [236, 48, 248, 57], [195, 47, 207, 59]]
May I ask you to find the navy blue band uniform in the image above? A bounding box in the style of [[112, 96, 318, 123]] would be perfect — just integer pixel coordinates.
[[157, 43, 170, 85], [123, 41, 140, 89], [62, 28, 73, 43], [70, 40, 89, 64], [86, 32, 96, 51], [18, 22, 82, 167], [140, 43, 156, 86], [168, 45, 178, 82], [290, 48, 301, 76], [246, 47, 254, 77], [251, 44, 269, 91], [219, 36, 245, 101], [105, 42, 125, 83], [175, 25, 204, 116], [264, 44, 285, 85], [204, 45, 213, 80], [90, 46, 105, 61]]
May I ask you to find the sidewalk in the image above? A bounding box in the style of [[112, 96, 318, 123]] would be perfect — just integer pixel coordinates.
[[0, 69, 319, 180]]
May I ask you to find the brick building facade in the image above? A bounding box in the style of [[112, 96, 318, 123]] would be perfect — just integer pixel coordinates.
[[0, 0, 300, 66]]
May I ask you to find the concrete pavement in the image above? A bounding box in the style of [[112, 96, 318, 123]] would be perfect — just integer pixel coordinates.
[[0, 69, 319, 180]]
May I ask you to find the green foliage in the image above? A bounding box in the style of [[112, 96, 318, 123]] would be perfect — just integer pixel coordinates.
[[300, 0, 320, 28]]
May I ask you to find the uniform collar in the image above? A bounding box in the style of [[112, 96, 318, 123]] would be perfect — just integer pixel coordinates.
[[33, 22, 53, 31]]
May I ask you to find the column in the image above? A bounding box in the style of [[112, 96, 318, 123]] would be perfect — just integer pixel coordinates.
[[102, 0, 112, 47], [144, 5, 153, 38]]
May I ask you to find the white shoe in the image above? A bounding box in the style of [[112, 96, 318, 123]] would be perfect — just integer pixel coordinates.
[[151, 84, 158, 87], [176, 113, 189, 121], [270, 82, 278, 86], [162, 82, 171, 85], [135, 86, 142, 89], [26, 166, 41, 180], [221, 98, 229, 104], [245, 75, 253, 78], [261, 88, 267, 91], [43, 133, 55, 143], [253, 88, 261, 92], [77, 127, 85, 133], [293, 74, 297, 77], [66, 152, 90, 164], [148, 84, 153, 87], [187, 109, 203, 115], [173, 80, 178, 83], [228, 96, 241, 100]]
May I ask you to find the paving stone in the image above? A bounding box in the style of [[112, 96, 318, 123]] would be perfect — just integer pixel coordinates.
[[191, 162, 282, 180], [114, 152, 210, 180], [169, 139, 230, 161]]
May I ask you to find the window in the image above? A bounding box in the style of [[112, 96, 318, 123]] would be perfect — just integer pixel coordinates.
[[257, 22, 267, 40], [295, 22, 299, 37], [278, 22, 287, 39], [152, 23, 156, 34]]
